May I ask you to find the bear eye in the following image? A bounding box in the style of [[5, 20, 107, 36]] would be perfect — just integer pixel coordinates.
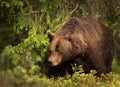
[[56, 48, 60, 52], [55, 44, 60, 51], [56, 47, 62, 54]]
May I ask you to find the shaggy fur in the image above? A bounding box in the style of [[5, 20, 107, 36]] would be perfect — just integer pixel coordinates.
[[47, 17, 114, 77]]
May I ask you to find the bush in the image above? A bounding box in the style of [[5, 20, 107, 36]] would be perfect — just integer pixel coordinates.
[[0, 62, 120, 87]]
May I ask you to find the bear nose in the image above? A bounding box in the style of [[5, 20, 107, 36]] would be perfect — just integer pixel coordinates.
[[48, 60, 53, 66]]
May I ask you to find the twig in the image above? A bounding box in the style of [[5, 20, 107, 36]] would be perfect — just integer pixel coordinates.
[[69, 4, 79, 15]]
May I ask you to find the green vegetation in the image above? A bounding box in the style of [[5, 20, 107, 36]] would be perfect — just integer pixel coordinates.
[[0, 62, 120, 87], [0, 0, 120, 87]]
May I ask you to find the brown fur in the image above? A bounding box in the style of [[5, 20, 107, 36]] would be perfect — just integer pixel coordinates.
[[47, 17, 114, 77]]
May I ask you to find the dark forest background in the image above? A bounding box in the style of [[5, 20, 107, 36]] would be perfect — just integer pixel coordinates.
[[0, 0, 120, 87]]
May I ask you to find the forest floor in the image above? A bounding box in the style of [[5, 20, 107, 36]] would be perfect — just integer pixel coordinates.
[[0, 60, 120, 87]]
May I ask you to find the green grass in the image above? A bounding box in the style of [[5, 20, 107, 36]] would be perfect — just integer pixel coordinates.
[[112, 60, 120, 74], [0, 60, 120, 87]]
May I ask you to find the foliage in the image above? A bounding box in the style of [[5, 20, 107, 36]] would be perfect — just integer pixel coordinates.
[[0, 62, 120, 87], [0, 0, 120, 86], [0, 0, 24, 24]]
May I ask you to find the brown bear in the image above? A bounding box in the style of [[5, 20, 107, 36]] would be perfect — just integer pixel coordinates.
[[47, 17, 114, 77]]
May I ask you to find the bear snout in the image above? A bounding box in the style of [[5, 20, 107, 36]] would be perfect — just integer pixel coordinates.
[[48, 58, 54, 66], [48, 60, 53, 66], [48, 58, 58, 67], [48, 55, 62, 67]]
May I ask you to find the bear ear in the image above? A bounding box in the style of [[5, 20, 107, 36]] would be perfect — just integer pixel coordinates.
[[47, 30, 54, 42]]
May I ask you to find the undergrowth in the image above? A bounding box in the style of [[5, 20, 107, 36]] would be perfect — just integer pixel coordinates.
[[0, 60, 120, 87]]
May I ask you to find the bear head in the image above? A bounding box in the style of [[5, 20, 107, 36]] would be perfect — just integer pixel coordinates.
[[47, 31, 73, 66]]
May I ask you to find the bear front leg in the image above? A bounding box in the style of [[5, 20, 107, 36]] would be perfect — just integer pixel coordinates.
[[89, 51, 107, 75], [74, 57, 92, 73]]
